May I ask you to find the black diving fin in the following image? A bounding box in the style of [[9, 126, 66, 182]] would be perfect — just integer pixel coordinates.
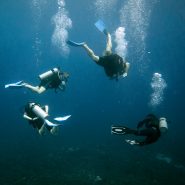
[[111, 125, 130, 135]]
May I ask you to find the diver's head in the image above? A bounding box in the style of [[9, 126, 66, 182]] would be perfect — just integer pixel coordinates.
[[25, 102, 36, 113], [28, 102, 36, 109], [28, 102, 34, 107], [159, 117, 168, 134], [60, 72, 69, 79]]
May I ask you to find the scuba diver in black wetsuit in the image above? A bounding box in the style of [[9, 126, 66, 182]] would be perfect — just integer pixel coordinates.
[[96, 52, 129, 80], [111, 114, 168, 146], [23, 102, 71, 135], [24, 67, 69, 94], [67, 20, 130, 80], [5, 67, 69, 94], [23, 102, 58, 135]]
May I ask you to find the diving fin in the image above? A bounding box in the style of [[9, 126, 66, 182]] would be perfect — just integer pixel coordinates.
[[54, 115, 71, 122], [111, 125, 130, 135], [125, 139, 140, 145], [5, 81, 24, 89], [66, 40, 85, 47], [94, 19, 108, 35], [44, 119, 60, 127]]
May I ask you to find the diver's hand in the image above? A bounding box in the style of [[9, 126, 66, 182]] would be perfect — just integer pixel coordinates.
[[32, 117, 39, 121], [125, 139, 139, 145], [62, 81, 66, 86]]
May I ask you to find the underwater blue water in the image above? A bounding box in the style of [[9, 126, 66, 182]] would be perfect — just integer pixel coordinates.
[[0, 0, 185, 184]]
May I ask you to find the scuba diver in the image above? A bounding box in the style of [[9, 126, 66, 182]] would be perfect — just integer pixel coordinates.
[[5, 67, 69, 94], [111, 114, 168, 146], [67, 20, 130, 81], [23, 102, 71, 135]]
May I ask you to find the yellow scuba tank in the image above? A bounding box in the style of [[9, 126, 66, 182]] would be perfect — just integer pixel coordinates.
[[159, 117, 168, 133], [31, 104, 48, 120], [39, 68, 59, 81]]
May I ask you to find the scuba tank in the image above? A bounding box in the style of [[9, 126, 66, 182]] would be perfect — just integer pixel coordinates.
[[159, 117, 168, 133], [30, 103, 48, 120], [39, 68, 59, 81]]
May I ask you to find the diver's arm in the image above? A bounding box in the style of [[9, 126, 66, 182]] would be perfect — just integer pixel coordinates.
[[45, 105, 49, 114], [122, 62, 130, 77], [23, 113, 32, 120], [105, 32, 112, 55], [23, 113, 38, 121]]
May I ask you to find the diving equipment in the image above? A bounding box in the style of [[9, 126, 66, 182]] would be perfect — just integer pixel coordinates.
[[94, 19, 107, 35], [31, 103, 48, 120], [66, 40, 85, 47], [111, 126, 128, 135], [159, 117, 168, 133], [54, 115, 71, 122], [5, 81, 24, 89], [39, 68, 59, 81]]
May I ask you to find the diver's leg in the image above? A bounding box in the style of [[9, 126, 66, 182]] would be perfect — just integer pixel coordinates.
[[38, 124, 46, 135], [24, 83, 46, 94], [104, 32, 112, 56], [135, 128, 154, 137], [50, 126, 59, 135], [82, 44, 99, 62]]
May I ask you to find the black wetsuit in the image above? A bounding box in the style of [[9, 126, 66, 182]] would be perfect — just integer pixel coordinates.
[[134, 114, 161, 146], [98, 54, 126, 78], [39, 72, 61, 90]]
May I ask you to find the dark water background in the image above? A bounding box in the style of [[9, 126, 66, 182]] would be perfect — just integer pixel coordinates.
[[0, 0, 185, 184]]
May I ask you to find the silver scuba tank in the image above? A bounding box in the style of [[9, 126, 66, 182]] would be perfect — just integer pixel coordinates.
[[159, 117, 168, 133], [31, 104, 48, 120], [39, 68, 59, 81]]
